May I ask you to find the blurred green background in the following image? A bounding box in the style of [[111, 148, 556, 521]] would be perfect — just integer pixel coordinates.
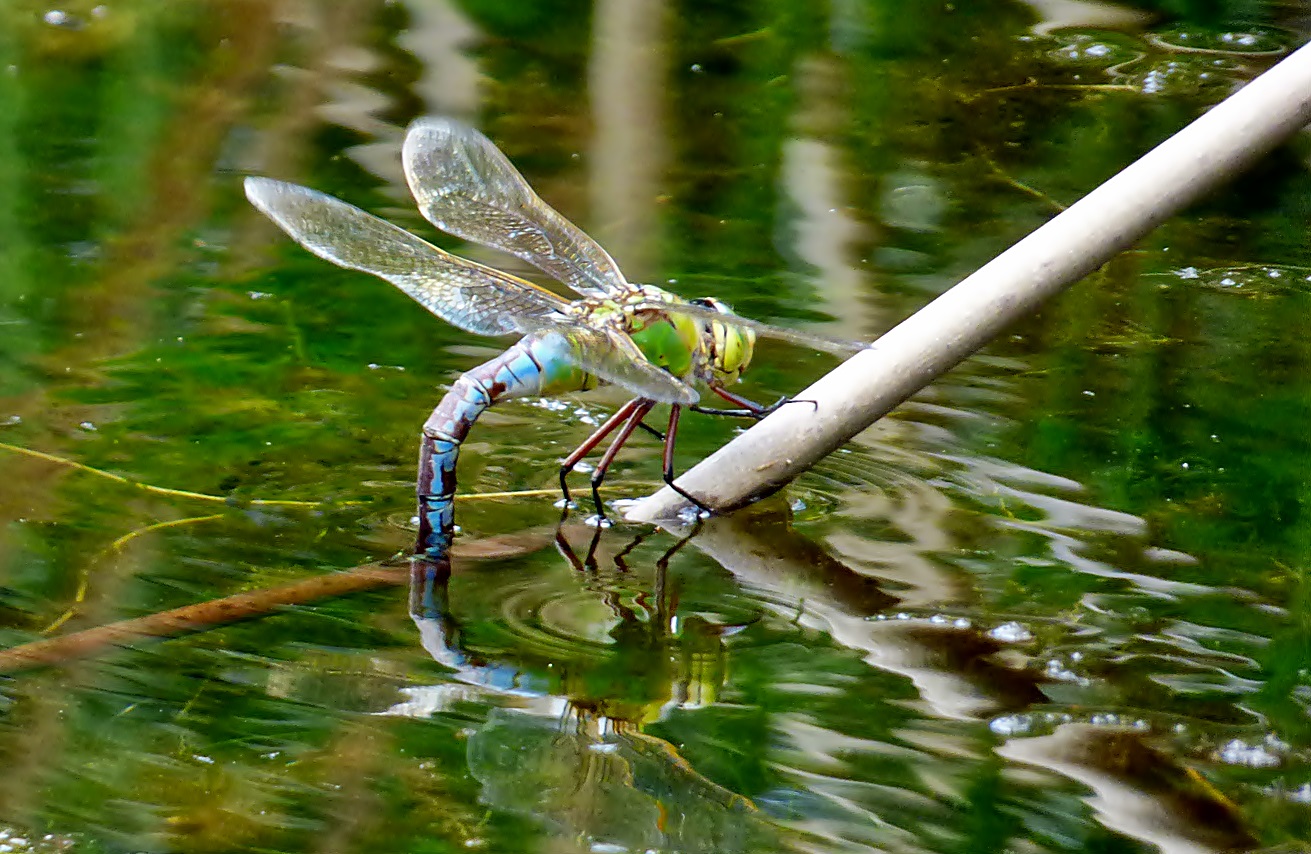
[[1, 0, 1311, 851]]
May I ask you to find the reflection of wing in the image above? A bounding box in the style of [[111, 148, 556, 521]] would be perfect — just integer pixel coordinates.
[[245, 177, 570, 336], [532, 322, 699, 405], [637, 300, 870, 356], [403, 117, 630, 301]]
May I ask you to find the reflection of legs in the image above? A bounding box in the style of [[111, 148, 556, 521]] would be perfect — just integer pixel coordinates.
[[649, 517, 703, 629], [554, 523, 605, 573], [612, 529, 651, 572]]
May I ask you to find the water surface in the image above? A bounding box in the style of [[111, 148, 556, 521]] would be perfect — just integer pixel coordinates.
[[1, 1, 1310, 851]]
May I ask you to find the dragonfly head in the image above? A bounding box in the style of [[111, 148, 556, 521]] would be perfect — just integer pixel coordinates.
[[691, 297, 756, 385]]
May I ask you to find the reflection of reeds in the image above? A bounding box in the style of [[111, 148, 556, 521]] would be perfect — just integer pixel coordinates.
[[0, 4, 285, 822], [590, 0, 667, 279]]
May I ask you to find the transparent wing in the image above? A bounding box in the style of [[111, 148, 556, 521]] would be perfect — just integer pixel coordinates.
[[636, 300, 871, 356], [530, 320, 699, 405], [403, 117, 631, 300], [245, 177, 571, 337]]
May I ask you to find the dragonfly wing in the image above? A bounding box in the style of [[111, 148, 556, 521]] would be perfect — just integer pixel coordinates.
[[245, 177, 571, 336], [403, 117, 631, 300], [637, 300, 871, 356], [529, 321, 699, 405]]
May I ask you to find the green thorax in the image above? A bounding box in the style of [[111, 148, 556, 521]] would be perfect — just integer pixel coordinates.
[[595, 285, 705, 381]]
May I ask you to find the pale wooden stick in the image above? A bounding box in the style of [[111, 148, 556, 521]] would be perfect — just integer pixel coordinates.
[[629, 43, 1311, 522]]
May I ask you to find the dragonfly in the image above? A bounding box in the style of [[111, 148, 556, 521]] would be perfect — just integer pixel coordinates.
[[245, 118, 863, 560]]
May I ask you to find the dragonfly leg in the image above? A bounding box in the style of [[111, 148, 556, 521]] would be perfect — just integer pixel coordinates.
[[559, 398, 646, 508], [691, 387, 812, 419], [637, 420, 666, 441], [662, 404, 715, 516], [588, 399, 656, 519]]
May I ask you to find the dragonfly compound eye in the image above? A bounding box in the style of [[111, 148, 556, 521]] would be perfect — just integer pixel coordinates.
[[691, 296, 730, 313]]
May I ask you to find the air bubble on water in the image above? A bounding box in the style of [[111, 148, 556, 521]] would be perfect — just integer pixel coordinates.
[[989, 621, 1033, 642], [1217, 737, 1282, 768], [989, 714, 1031, 736], [1045, 659, 1087, 685]]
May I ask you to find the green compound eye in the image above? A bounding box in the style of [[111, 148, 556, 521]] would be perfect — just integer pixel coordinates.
[[712, 320, 755, 383], [690, 297, 755, 384]]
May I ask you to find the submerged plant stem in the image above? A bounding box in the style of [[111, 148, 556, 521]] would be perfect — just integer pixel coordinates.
[[0, 439, 637, 507], [0, 440, 331, 507], [0, 562, 412, 673], [42, 513, 226, 635]]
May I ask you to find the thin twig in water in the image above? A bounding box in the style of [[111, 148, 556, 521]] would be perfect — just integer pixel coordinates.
[[979, 81, 1139, 95], [0, 561, 412, 674], [0, 440, 335, 507], [0, 440, 640, 506], [42, 513, 225, 634], [976, 149, 1068, 213]]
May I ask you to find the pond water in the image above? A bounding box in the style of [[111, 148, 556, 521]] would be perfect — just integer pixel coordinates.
[[2, 1, 1310, 851]]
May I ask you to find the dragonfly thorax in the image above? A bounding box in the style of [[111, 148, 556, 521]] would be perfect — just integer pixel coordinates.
[[616, 285, 703, 381]]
